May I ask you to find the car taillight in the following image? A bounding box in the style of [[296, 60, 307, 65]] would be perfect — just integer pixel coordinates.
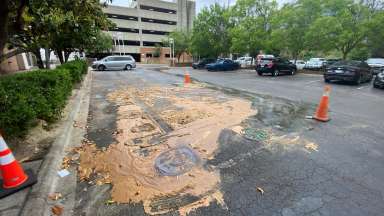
[[267, 63, 274, 68]]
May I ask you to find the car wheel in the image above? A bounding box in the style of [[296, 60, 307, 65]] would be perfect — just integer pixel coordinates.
[[125, 64, 132, 70], [355, 75, 362, 85], [257, 71, 263, 76], [98, 65, 106, 71], [272, 69, 279, 77]]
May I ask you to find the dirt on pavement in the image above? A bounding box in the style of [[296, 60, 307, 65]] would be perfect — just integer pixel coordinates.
[[72, 84, 256, 215]]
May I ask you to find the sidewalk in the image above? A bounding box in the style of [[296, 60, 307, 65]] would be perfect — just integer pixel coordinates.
[[0, 69, 92, 216]]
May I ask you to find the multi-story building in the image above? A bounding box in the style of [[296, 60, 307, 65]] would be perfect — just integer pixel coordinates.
[[103, 0, 195, 63]]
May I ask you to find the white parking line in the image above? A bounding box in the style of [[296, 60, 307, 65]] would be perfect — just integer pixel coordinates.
[[357, 86, 366, 90], [306, 80, 322, 85]]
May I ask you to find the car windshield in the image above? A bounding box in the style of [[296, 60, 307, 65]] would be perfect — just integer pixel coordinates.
[[332, 61, 360, 67], [367, 59, 384, 64]]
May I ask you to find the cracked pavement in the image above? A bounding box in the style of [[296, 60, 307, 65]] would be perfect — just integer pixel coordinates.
[[73, 66, 384, 216]]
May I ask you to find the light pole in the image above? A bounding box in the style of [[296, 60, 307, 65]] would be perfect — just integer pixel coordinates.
[[169, 38, 175, 66]]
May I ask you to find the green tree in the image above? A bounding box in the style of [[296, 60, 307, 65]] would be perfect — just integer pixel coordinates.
[[229, 0, 277, 60], [305, 0, 371, 59], [271, 0, 322, 61], [2, 0, 113, 67], [164, 30, 190, 62], [85, 31, 113, 54], [153, 43, 161, 58], [190, 4, 232, 58]]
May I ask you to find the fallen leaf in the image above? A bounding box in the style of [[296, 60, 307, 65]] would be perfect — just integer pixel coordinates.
[[48, 192, 62, 201], [105, 200, 116, 205], [305, 143, 318, 152], [256, 187, 264, 195], [51, 205, 63, 215]]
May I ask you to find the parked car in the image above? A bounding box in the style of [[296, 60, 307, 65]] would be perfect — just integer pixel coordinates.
[[92, 55, 136, 71], [373, 71, 384, 88], [324, 59, 341, 67], [304, 58, 327, 70], [235, 57, 254, 67], [290, 60, 306, 70], [256, 57, 297, 76], [324, 60, 373, 85], [206, 59, 240, 71], [192, 58, 216, 69], [366, 58, 384, 75], [256, 54, 275, 66]]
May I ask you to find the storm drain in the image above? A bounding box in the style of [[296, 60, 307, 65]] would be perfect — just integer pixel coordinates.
[[243, 128, 269, 141], [155, 146, 200, 176]]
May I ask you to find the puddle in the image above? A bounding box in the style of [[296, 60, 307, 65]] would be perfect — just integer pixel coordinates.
[[205, 84, 314, 132]]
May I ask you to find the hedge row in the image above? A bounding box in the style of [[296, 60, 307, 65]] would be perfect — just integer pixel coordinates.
[[0, 60, 88, 137]]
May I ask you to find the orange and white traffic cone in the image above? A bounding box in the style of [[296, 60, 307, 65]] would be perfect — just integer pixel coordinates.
[[184, 72, 191, 84], [313, 85, 331, 122], [0, 133, 37, 199]]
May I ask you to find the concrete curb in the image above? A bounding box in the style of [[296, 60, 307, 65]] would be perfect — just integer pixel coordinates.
[[20, 69, 93, 216]]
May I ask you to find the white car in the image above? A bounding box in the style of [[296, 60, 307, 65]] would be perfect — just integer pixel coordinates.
[[366, 58, 384, 74], [235, 57, 254, 67], [290, 60, 306, 70], [305, 58, 326, 70]]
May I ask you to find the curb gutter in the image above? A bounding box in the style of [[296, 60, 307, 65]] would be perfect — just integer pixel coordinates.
[[20, 70, 93, 216]]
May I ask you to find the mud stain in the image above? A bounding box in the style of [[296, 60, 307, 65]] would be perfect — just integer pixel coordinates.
[[76, 84, 256, 215]]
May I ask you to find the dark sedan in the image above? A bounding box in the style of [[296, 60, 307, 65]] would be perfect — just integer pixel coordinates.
[[206, 59, 240, 71], [256, 57, 297, 76], [374, 72, 384, 89], [324, 61, 373, 85], [192, 58, 216, 69]]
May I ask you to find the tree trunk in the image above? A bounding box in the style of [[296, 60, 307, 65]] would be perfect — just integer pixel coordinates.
[[44, 47, 50, 69], [342, 51, 348, 60], [0, 0, 10, 61], [64, 51, 70, 62], [33, 49, 44, 69], [56, 50, 64, 64]]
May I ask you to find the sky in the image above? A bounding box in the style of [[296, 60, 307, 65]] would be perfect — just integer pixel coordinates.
[[107, 0, 290, 13]]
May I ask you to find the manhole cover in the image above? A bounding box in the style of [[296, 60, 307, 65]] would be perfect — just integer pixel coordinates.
[[155, 146, 199, 176], [243, 128, 269, 141]]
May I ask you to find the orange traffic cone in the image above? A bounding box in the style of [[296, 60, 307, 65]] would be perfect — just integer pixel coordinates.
[[0, 132, 37, 198], [184, 72, 191, 84], [313, 85, 331, 122]]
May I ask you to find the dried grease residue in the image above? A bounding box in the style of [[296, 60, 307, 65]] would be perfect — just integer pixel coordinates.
[[77, 84, 256, 215]]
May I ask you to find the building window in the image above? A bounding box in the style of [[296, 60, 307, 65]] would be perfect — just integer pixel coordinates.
[[106, 13, 139, 21], [165, 54, 170, 58], [140, 5, 177, 14], [143, 41, 163, 47], [115, 40, 140, 46], [142, 30, 169, 35], [146, 53, 153, 58], [110, 27, 139, 33], [141, 17, 176, 25]]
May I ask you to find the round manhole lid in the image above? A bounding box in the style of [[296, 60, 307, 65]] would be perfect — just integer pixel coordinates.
[[155, 146, 199, 176]]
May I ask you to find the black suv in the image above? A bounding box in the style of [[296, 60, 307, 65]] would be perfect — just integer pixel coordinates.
[[256, 57, 297, 76], [192, 58, 216, 69]]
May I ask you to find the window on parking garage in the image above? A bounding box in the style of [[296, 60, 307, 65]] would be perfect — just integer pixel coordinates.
[[110, 27, 139, 33], [140, 5, 177, 14], [106, 13, 138, 21], [141, 17, 177, 25], [142, 30, 169, 35]]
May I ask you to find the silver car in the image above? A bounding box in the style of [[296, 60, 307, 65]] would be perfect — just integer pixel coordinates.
[[92, 55, 136, 71]]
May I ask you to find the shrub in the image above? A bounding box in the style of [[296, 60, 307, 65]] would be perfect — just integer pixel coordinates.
[[0, 60, 87, 137]]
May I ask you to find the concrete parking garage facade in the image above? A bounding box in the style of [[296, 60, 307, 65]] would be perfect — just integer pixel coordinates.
[[103, 0, 195, 63]]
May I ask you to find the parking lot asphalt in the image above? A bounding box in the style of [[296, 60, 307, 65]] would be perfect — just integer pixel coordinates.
[[74, 67, 384, 216]]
